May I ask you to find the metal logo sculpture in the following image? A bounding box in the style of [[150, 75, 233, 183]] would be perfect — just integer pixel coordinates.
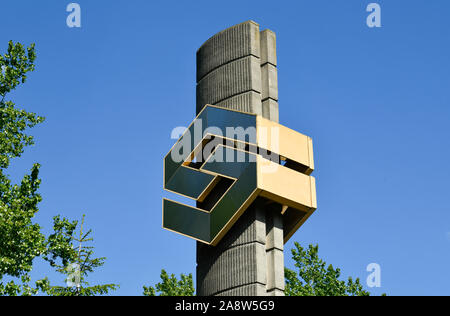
[[163, 105, 316, 246]]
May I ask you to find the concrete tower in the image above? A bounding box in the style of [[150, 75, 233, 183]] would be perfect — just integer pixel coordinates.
[[195, 21, 285, 296]]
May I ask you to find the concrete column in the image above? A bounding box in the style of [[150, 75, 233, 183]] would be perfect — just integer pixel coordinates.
[[265, 206, 285, 296], [196, 204, 267, 296], [260, 29, 279, 123], [196, 21, 284, 296]]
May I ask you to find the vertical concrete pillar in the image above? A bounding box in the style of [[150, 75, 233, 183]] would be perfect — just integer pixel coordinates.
[[265, 207, 285, 296], [260, 29, 279, 123], [196, 21, 285, 296]]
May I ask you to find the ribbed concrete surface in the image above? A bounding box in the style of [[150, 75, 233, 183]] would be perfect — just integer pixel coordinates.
[[215, 91, 262, 116], [196, 20, 279, 123], [197, 242, 266, 295], [197, 202, 285, 296], [197, 21, 260, 82], [198, 204, 266, 254], [196, 56, 262, 114], [197, 204, 267, 296], [216, 284, 267, 296]]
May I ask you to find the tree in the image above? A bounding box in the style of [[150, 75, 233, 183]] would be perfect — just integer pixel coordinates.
[[285, 242, 371, 296], [0, 40, 116, 296], [0, 40, 47, 296], [143, 270, 194, 296], [44, 215, 119, 296]]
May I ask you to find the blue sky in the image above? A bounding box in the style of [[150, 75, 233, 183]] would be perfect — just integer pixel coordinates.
[[1, 0, 449, 295]]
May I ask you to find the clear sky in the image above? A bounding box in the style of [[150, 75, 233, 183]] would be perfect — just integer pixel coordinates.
[[1, 0, 449, 296]]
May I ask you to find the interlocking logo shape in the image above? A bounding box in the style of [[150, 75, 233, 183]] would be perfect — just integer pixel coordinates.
[[163, 105, 317, 246]]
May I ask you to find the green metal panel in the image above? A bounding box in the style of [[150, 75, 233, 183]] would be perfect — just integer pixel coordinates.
[[162, 105, 317, 246], [163, 106, 260, 244], [165, 166, 215, 199], [163, 199, 211, 243]]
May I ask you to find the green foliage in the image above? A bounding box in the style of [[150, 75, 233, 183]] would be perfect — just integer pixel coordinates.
[[285, 242, 370, 296], [0, 164, 44, 278], [0, 276, 50, 296], [0, 41, 36, 97], [0, 40, 48, 296], [0, 41, 43, 170], [44, 215, 119, 296], [143, 270, 194, 296]]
